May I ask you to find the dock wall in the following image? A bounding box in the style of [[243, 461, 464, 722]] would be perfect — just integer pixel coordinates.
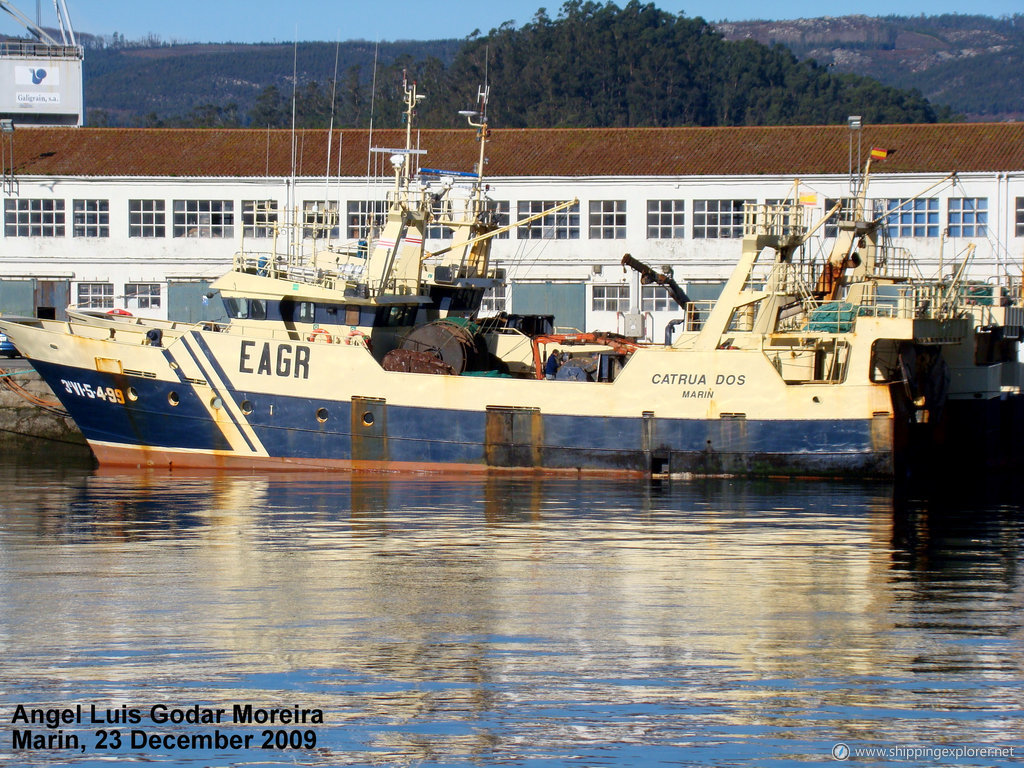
[[0, 369, 90, 455]]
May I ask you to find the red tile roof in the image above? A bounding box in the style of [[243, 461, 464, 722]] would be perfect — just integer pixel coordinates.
[[10, 123, 1024, 178]]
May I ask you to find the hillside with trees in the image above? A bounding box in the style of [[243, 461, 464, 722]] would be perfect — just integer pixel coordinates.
[[83, 39, 462, 127], [76, 2, 964, 128], [416, 1, 948, 127], [716, 14, 1024, 122]]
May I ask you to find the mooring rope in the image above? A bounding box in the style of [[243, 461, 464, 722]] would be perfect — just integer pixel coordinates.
[[0, 367, 71, 417]]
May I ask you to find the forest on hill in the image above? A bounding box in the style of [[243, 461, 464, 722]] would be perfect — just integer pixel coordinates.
[[717, 13, 1024, 122], [79, 1, 964, 129]]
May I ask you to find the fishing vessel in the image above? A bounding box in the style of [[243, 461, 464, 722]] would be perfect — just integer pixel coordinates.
[[2, 81, 1022, 479]]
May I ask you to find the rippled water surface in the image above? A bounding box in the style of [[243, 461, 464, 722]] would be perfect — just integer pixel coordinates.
[[0, 457, 1022, 766]]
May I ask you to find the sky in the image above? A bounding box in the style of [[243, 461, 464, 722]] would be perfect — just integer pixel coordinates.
[[1, 0, 1020, 45]]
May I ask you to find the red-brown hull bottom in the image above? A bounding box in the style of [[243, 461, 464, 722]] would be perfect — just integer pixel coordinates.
[[87, 441, 647, 478]]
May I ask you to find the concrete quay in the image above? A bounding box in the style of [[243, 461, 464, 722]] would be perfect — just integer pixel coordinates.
[[0, 362, 90, 455]]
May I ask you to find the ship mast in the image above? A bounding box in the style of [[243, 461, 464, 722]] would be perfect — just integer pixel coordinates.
[[364, 73, 430, 297], [401, 71, 425, 185], [458, 84, 490, 201]]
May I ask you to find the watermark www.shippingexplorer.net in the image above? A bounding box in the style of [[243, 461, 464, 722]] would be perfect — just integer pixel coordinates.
[[831, 743, 1017, 762]]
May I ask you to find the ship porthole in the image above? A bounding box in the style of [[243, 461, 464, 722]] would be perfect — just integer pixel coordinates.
[[211, 396, 223, 410], [316, 407, 329, 423], [127, 387, 139, 401], [168, 391, 180, 406], [240, 399, 253, 415], [362, 412, 374, 426]]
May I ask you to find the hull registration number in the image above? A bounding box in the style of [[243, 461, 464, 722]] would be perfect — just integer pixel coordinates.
[[61, 379, 126, 404]]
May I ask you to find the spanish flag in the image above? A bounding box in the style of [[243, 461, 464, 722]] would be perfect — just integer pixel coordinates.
[[870, 147, 888, 160]]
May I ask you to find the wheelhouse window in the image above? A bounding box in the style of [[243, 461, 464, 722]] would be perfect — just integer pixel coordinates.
[[592, 284, 630, 312], [242, 200, 279, 238], [172, 199, 234, 238], [129, 199, 166, 238], [517, 200, 580, 239], [692, 199, 750, 239], [4, 198, 65, 237], [77, 282, 113, 309], [277, 298, 317, 323], [125, 283, 161, 310], [948, 198, 987, 237], [223, 297, 249, 319], [589, 200, 626, 239], [73, 199, 109, 237], [647, 199, 685, 239]]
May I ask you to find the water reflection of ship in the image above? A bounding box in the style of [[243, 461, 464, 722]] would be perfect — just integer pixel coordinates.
[[45, 469, 552, 538], [4, 470, 1022, 763]]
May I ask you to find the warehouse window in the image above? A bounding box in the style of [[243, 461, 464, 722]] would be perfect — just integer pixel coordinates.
[[589, 200, 626, 239], [641, 285, 674, 311], [692, 199, 750, 238], [948, 198, 987, 238], [77, 282, 113, 309], [242, 200, 278, 238], [346, 200, 388, 240], [489, 200, 510, 240], [882, 198, 939, 238], [480, 270, 507, 313], [302, 200, 339, 239], [172, 199, 234, 238], [125, 283, 161, 310], [592, 284, 629, 312], [4, 198, 65, 237], [517, 200, 580, 239], [647, 199, 685, 239], [73, 199, 109, 237], [129, 199, 166, 238]]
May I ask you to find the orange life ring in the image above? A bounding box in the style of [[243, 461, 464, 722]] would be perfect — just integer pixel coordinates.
[[308, 328, 333, 343], [344, 330, 370, 348]]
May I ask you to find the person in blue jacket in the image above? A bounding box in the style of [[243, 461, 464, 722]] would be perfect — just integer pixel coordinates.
[[545, 348, 560, 379]]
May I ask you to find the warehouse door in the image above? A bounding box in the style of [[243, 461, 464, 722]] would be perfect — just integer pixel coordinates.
[[36, 280, 70, 320], [167, 280, 225, 323], [511, 282, 586, 333], [0, 279, 35, 317]]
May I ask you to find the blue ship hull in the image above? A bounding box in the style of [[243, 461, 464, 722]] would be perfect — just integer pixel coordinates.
[[33, 359, 893, 477]]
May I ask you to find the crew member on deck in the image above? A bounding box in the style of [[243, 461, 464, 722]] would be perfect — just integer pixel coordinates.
[[545, 348, 560, 379]]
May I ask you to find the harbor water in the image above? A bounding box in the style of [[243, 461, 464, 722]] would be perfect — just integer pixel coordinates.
[[0, 452, 1022, 766]]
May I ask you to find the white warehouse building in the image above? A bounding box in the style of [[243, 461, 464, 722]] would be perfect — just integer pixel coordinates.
[[0, 122, 1022, 340]]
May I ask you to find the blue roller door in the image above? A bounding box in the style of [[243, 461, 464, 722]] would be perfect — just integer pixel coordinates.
[[167, 280, 227, 323], [511, 281, 586, 333], [0, 279, 35, 316]]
